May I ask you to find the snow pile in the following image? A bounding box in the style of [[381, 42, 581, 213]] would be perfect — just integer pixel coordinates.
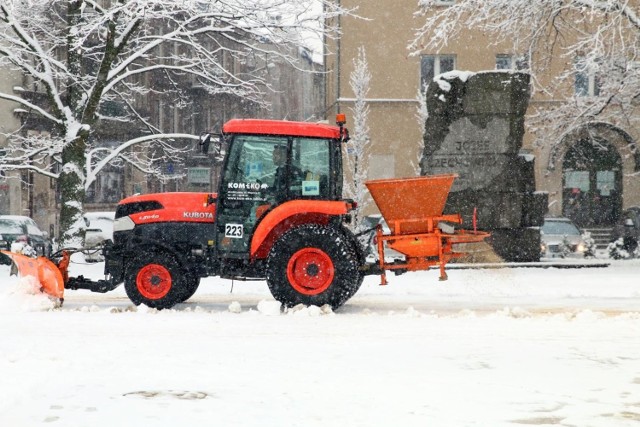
[[9, 242, 37, 257], [0, 267, 58, 312], [287, 303, 334, 316], [254, 301, 335, 316], [256, 299, 282, 315], [228, 301, 242, 313]]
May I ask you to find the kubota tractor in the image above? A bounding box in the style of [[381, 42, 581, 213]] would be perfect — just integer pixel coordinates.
[[2, 115, 488, 309]]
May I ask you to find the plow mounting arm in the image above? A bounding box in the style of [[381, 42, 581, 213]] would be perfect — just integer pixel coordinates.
[[65, 275, 119, 293]]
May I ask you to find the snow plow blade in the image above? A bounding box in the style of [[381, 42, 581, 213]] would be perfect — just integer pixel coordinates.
[[1, 250, 65, 301]]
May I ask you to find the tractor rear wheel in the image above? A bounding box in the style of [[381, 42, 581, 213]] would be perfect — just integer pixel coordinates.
[[339, 226, 366, 300], [266, 224, 363, 309], [124, 251, 186, 309]]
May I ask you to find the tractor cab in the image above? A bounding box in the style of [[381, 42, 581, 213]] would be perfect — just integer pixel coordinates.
[[208, 118, 349, 272]]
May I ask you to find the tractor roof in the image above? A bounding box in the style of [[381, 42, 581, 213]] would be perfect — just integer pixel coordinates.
[[223, 119, 341, 139]]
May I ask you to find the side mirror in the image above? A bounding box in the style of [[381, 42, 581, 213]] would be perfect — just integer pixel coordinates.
[[204, 193, 217, 207], [199, 133, 211, 154]]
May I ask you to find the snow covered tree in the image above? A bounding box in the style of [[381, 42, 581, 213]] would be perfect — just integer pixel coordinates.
[[345, 46, 371, 229], [411, 0, 640, 149], [0, 0, 349, 246], [412, 87, 428, 176]]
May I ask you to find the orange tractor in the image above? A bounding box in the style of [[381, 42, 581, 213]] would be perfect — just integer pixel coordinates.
[[2, 115, 488, 309]]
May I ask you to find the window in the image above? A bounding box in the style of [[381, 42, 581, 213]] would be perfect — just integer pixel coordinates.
[[564, 170, 590, 192], [420, 54, 456, 90], [85, 140, 124, 204], [496, 54, 529, 71], [25, 219, 43, 236], [541, 220, 581, 236], [86, 170, 124, 204], [222, 135, 286, 189], [596, 171, 615, 196], [99, 100, 127, 117], [292, 138, 331, 198], [574, 57, 601, 97]]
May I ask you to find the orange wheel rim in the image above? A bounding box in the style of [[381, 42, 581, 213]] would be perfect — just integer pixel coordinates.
[[136, 264, 172, 300], [286, 248, 334, 295]]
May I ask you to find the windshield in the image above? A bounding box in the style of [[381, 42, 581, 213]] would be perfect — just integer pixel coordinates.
[[223, 135, 287, 187], [0, 219, 24, 234], [542, 220, 580, 236]]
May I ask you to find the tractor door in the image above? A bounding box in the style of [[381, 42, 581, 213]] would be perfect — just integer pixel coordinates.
[[215, 135, 336, 260]]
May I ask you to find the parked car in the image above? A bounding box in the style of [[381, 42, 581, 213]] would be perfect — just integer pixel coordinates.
[[83, 211, 115, 262], [0, 215, 51, 257], [540, 217, 586, 259], [609, 206, 640, 257]]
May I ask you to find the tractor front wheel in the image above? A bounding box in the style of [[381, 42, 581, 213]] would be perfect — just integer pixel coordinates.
[[176, 277, 200, 303], [266, 224, 362, 309], [124, 252, 186, 309]]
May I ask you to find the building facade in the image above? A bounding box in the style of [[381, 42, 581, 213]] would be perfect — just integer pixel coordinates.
[[0, 65, 22, 217], [326, 1, 640, 231]]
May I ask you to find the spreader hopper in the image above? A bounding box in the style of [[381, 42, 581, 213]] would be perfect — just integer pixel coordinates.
[[365, 174, 489, 284], [366, 174, 457, 235]]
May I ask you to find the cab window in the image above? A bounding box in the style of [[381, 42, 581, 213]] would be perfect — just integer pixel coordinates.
[[292, 138, 331, 198]]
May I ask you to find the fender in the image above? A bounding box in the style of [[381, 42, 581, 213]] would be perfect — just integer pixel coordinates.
[[111, 234, 209, 286], [119, 235, 189, 272], [250, 200, 351, 259]]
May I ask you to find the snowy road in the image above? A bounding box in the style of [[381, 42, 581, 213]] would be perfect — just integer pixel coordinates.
[[0, 259, 639, 426]]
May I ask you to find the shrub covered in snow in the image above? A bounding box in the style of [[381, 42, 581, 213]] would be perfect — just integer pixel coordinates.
[[607, 237, 639, 260], [581, 231, 596, 258]]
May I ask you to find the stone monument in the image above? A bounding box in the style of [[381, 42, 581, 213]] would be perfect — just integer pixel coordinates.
[[421, 71, 547, 261]]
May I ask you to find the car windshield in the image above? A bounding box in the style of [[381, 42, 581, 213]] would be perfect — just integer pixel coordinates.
[[542, 220, 580, 236], [0, 219, 24, 234]]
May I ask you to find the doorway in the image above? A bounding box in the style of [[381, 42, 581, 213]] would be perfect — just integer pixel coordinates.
[[562, 138, 622, 227]]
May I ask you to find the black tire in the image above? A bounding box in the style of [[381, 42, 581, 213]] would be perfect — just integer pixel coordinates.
[[338, 226, 366, 300], [124, 251, 186, 309], [266, 224, 363, 309], [176, 277, 200, 303]]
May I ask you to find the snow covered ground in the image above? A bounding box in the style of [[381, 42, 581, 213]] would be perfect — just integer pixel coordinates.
[[1, 255, 639, 426]]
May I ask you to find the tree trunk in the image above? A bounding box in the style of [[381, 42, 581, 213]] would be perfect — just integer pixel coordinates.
[[58, 0, 86, 248], [59, 135, 86, 247]]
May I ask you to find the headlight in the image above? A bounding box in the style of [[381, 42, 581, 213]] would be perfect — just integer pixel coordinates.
[[576, 243, 585, 253], [540, 243, 547, 252], [113, 216, 135, 232]]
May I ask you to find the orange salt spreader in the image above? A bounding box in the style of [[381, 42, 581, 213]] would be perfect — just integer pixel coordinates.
[[365, 174, 489, 285]]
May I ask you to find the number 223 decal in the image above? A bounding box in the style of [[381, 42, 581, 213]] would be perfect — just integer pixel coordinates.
[[225, 223, 244, 238]]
